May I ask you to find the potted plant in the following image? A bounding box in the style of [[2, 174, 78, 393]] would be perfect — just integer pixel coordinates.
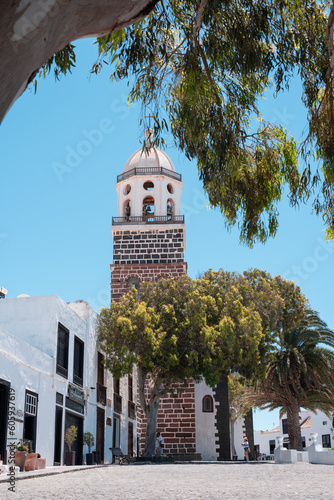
[[22, 440, 39, 471], [14, 439, 28, 471], [65, 425, 77, 466], [83, 432, 95, 465]]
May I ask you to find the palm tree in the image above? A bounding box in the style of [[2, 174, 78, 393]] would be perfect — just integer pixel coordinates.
[[248, 309, 334, 451]]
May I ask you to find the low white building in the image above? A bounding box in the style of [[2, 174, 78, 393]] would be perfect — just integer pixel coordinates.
[[254, 410, 334, 456], [0, 295, 137, 467]]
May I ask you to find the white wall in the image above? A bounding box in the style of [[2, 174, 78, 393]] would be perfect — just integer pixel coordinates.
[[195, 381, 250, 461], [0, 296, 137, 466], [233, 417, 247, 460], [0, 295, 58, 356], [0, 326, 61, 465], [117, 175, 183, 218], [195, 381, 218, 461]]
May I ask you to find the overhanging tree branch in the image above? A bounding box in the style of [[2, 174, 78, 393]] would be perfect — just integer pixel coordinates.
[[326, 2, 334, 78]]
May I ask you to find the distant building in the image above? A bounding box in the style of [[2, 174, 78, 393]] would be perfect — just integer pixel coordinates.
[[254, 410, 334, 456], [0, 296, 136, 466]]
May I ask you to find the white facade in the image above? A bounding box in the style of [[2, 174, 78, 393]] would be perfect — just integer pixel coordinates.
[[113, 129, 185, 243], [0, 295, 137, 467], [117, 129, 183, 219], [194, 380, 247, 461], [254, 410, 334, 456], [195, 382, 218, 461]]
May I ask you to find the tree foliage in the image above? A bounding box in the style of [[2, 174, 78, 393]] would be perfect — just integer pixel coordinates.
[[247, 309, 334, 450], [98, 269, 304, 455], [228, 374, 252, 421], [228, 374, 253, 456], [39, 1, 334, 245], [198, 268, 306, 379], [93, 0, 334, 245]]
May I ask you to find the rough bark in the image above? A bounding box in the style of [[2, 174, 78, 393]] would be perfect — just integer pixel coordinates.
[[137, 366, 161, 457], [230, 416, 237, 457], [143, 396, 160, 457], [286, 397, 303, 451], [0, 0, 158, 123], [326, 3, 334, 78]]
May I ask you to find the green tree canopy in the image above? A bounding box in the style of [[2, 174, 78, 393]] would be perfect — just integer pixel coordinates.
[[7, 2, 334, 245], [247, 309, 334, 450], [99, 275, 214, 456], [98, 269, 303, 455], [87, 0, 333, 245]]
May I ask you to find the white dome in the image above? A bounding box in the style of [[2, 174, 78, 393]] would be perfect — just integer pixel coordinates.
[[123, 130, 175, 173], [123, 146, 175, 173]]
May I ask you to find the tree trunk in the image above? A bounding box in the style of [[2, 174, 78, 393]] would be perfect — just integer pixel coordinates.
[[244, 409, 255, 460], [286, 398, 303, 451], [143, 397, 160, 457], [230, 417, 237, 457], [0, 0, 158, 123], [137, 366, 161, 457], [326, 3, 334, 78]]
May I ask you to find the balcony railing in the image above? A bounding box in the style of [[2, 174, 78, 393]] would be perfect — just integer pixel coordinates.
[[112, 215, 184, 226], [56, 364, 68, 379], [96, 382, 107, 406], [117, 167, 182, 183], [73, 373, 83, 387], [128, 401, 136, 420], [114, 393, 122, 414]]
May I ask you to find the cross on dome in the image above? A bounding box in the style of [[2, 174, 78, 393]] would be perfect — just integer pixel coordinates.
[[122, 129, 175, 174], [144, 127, 154, 142]]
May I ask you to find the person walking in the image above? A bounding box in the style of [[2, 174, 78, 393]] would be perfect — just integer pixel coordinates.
[[156, 432, 163, 457], [242, 436, 250, 462]]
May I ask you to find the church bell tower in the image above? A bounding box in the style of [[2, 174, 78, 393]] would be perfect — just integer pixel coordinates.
[[110, 129, 187, 301]]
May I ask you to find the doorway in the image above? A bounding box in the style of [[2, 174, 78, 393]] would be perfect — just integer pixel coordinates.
[[113, 414, 120, 448], [23, 390, 38, 452], [0, 380, 9, 464], [96, 407, 105, 463], [128, 422, 133, 456], [64, 412, 83, 465], [54, 406, 63, 465]]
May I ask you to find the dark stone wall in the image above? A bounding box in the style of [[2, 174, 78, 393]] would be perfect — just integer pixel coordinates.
[[113, 228, 185, 265], [244, 409, 255, 459], [137, 379, 197, 456], [214, 375, 231, 461], [110, 262, 187, 301]]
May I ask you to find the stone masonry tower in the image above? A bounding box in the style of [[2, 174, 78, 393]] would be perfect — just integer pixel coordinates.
[[110, 129, 187, 300], [111, 131, 199, 458]]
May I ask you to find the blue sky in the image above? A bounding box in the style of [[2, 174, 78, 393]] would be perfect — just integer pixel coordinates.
[[1, 38, 333, 432]]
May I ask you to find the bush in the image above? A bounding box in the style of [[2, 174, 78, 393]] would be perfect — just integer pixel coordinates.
[[83, 432, 95, 453], [65, 426, 77, 452]]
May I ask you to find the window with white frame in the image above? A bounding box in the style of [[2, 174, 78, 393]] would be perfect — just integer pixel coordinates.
[[25, 392, 37, 416]]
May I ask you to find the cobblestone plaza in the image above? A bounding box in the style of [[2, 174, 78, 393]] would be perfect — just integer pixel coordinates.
[[0, 462, 333, 500]]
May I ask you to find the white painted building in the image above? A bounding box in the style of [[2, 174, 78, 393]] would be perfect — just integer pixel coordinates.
[[194, 381, 247, 461], [0, 295, 137, 466], [254, 410, 334, 457], [195, 382, 217, 461]]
